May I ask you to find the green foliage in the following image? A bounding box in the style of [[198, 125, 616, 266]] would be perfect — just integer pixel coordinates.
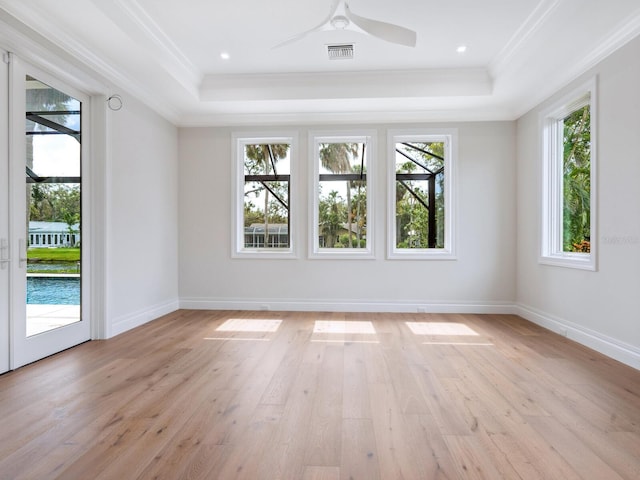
[[30, 184, 80, 225], [244, 144, 289, 175], [338, 234, 366, 248], [319, 190, 346, 248], [395, 142, 445, 249], [27, 248, 80, 262], [562, 105, 591, 252], [243, 202, 265, 226], [243, 181, 289, 227], [319, 143, 358, 174], [28, 247, 80, 272]]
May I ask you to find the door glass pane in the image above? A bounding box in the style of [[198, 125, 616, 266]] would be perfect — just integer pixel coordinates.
[[25, 76, 81, 337]]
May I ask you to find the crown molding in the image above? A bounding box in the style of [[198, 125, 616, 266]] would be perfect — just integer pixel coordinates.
[[0, 8, 109, 95], [568, 7, 640, 79], [0, 3, 182, 123], [89, 0, 202, 95], [200, 68, 493, 102], [177, 104, 514, 128], [489, 0, 561, 78], [511, 7, 640, 119]]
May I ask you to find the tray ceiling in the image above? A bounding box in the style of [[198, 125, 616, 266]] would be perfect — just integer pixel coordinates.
[[1, 0, 639, 125]]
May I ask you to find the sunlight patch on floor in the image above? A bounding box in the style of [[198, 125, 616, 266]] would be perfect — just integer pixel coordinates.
[[313, 320, 376, 335], [406, 322, 479, 336], [216, 318, 282, 333], [203, 337, 271, 342], [311, 339, 380, 344]]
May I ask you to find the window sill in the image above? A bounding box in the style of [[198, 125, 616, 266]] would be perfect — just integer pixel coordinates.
[[233, 249, 297, 259], [539, 253, 595, 271], [309, 249, 375, 260], [388, 249, 456, 260]]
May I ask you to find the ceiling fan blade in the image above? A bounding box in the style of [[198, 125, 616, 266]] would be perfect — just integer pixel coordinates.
[[272, 28, 317, 49], [273, 0, 341, 49], [345, 5, 417, 47]]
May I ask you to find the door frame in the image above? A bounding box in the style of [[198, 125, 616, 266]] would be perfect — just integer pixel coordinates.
[[0, 51, 9, 374], [8, 55, 96, 369]]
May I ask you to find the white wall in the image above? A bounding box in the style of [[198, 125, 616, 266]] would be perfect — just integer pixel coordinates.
[[516, 36, 640, 368], [178, 122, 516, 312], [107, 94, 180, 336]]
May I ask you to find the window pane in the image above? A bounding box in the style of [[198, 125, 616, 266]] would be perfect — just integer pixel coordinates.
[[243, 143, 290, 249], [562, 105, 591, 253], [317, 142, 367, 249], [394, 141, 445, 249]]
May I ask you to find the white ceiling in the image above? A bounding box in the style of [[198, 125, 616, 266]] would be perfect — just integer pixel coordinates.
[[1, 0, 640, 126]]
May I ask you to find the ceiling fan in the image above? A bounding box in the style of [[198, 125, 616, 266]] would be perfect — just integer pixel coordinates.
[[274, 0, 417, 48]]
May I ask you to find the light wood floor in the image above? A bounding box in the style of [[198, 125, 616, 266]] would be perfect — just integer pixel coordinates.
[[0, 310, 639, 479]]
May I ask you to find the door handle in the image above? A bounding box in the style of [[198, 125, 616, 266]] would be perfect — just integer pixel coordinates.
[[0, 238, 9, 269], [18, 238, 27, 268]]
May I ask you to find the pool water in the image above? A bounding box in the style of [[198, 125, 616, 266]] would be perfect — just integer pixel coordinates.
[[27, 276, 80, 305], [27, 263, 80, 273]]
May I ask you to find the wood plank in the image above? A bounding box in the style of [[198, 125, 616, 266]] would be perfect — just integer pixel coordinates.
[[303, 466, 341, 480], [259, 329, 309, 406], [255, 347, 321, 479], [405, 414, 462, 479], [527, 415, 626, 479], [443, 434, 513, 479], [368, 382, 429, 479], [342, 342, 371, 419], [410, 364, 471, 435], [304, 345, 344, 466], [133, 389, 238, 480], [340, 418, 380, 480]]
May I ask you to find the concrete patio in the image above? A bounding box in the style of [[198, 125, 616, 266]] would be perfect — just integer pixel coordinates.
[[26, 304, 80, 336]]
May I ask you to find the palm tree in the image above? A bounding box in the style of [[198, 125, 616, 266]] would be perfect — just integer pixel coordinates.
[[319, 190, 345, 247], [319, 143, 358, 247]]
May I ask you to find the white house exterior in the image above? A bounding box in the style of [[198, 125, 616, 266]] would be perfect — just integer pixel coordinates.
[[29, 221, 80, 247]]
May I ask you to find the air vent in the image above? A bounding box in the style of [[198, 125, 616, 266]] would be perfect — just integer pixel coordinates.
[[327, 44, 354, 60]]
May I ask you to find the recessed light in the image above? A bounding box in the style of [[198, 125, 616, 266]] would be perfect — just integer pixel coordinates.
[[220, 52, 230, 60], [456, 45, 467, 53]]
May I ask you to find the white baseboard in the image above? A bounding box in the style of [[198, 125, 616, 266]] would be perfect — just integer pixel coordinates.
[[109, 298, 180, 338], [516, 303, 640, 370], [179, 297, 517, 315]]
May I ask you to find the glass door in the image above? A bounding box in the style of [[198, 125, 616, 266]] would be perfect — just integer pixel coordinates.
[[9, 57, 90, 369]]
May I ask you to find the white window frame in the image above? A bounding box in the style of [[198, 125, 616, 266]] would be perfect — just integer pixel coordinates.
[[540, 78, 597, 270], [232, 132, 298, 259], [309, 130, 375, 259], [387, 129, 457, 260]]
